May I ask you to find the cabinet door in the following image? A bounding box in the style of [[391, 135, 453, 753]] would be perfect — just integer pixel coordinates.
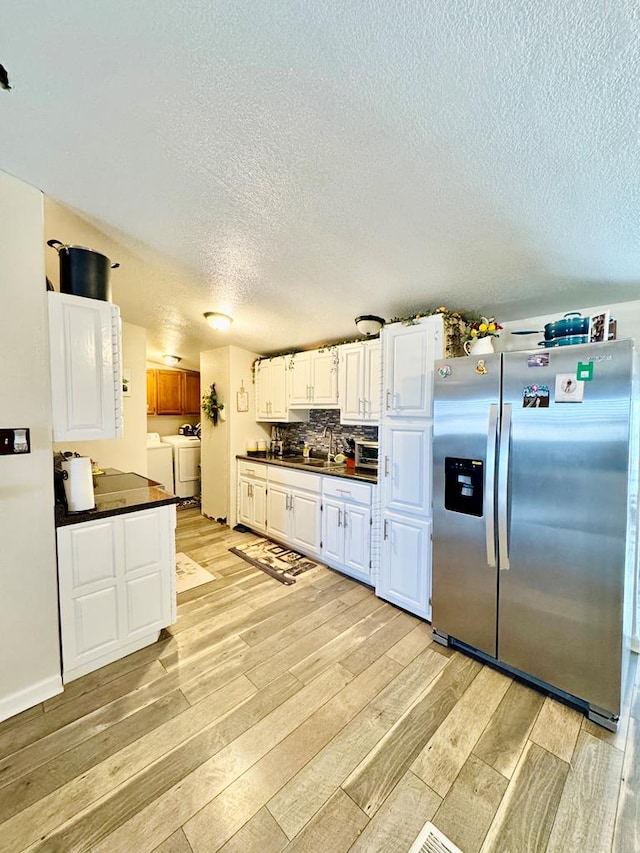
[[290, 489, 322, 556], [339, 344, 364, 422], [251, 479, 267, 532], [146, 370, 157, 415], [364, 339, 382, 421], [377, 512, 431, 619], [156, 370, 183, 415], [183, 371, 201, 415], [344, 503, 371, 580], [48, 292, 122, 441], [57, 519, 121, 673], [269, 357, 288, 418], [266, 484, 290, 541], [289, 352, 313, 407], [381, 422, 432, 516], [311, 350, 338, 407], [383, 317, 443, 418], [255, 359, 271, 420], [122, 508, 172, 641], [322, 497, 344, 565], [238, 477, 253, 527]]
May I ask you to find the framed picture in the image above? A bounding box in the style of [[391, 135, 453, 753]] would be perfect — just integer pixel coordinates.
[[589, 311, 610, 343], [237, 389, 249, 412], [122, 367, 131, 397]]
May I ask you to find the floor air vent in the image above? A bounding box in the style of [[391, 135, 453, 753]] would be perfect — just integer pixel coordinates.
[[408, 822, 463, 853]]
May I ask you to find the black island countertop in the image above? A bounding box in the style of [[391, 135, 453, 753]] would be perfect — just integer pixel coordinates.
[[236, 454, 377, 484], [55, 470, 179, 528]]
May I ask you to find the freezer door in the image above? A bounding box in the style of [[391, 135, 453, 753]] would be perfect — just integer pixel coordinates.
[[432, 353, 501, 656], [498, 341, 633, 715]]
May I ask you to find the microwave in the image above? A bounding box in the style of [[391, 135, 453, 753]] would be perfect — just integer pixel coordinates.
[[355, 440, 379, 469]]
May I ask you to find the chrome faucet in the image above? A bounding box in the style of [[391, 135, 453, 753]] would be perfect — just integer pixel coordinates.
[[322, 425, 334, 461]]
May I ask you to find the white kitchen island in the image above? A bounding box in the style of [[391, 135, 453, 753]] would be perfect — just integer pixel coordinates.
[[55, 472, 178, 683]]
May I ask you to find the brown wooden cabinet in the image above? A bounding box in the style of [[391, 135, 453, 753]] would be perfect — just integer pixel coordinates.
[[156, 370, 183, 415], [147, 369, 200, 417], [146, 369, 157, 415], [183, 371, 201, 415]]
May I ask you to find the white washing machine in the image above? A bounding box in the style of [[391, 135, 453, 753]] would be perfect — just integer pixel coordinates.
[[161, 434, 201, 498], [146, 433, 175, 493]]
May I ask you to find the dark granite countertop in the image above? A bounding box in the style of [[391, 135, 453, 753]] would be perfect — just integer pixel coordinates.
[[55, 471, 179, 527], [236, 454, 377, 484]]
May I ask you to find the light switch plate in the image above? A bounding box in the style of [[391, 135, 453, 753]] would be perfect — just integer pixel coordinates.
[[0, 428, 31, 454]]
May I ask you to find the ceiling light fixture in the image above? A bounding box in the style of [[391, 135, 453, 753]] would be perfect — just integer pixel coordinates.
[[355, 314, 385, 336], [204, 312, 233, 331], [162, 354, 181, 366]]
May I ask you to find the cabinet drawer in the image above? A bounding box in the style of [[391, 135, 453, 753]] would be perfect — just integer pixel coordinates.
[[267, 465, 321, 493], [238, 460, 268, 480], [322, 477, 372, 505]]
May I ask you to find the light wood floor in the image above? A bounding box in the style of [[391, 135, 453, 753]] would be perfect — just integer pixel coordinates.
[[1, 509, 638, 853]]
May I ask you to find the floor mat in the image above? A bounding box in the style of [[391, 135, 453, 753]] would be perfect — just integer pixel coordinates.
[[176, 497, 201, 511], [176, 552, 214, 593], [229, 538, 321, 585]]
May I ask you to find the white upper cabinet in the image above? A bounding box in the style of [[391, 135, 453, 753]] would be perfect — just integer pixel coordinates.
[[256, 356, 287, 420], [289, 349, 339, 408], [48, 292, 123, 441], [382, 316, 443, 418], [255, 356, 308, 423], [339, 339, 381, 424]]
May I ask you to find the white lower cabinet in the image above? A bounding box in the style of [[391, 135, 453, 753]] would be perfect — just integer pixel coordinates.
[[377, 511, 432, 619], [57, 504, 176, 682], [266, 467, 322, 557], [237, 461, 267, 532], [236, 462, 374, 586], [321, 479, 372, 584]]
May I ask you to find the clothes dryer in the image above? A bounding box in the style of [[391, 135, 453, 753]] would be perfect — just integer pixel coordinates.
[[160, 434, 201, 498]]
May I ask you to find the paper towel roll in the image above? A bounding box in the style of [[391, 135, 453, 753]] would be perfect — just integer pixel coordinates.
[[61, 457, 95, 512]]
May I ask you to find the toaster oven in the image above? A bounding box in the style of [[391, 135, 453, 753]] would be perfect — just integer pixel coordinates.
[[355, 440, 379, 469]]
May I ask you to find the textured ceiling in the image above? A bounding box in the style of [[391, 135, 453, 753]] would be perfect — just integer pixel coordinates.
[[1, 1, 639, 368]]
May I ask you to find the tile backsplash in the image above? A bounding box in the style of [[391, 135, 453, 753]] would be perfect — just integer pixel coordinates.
[[277, 410, 377, 456]]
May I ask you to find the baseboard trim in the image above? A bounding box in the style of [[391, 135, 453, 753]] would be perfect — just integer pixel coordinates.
[[0, 673, 63, 724]]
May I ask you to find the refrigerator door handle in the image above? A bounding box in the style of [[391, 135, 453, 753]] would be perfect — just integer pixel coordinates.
[[498, 402, 512, 570], [485, 403, 499, 568]]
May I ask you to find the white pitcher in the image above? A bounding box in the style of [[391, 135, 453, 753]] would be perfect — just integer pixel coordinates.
[[464, 336, 495, 356]]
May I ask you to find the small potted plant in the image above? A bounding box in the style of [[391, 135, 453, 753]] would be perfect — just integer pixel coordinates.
[[464, 317, 503, 355]]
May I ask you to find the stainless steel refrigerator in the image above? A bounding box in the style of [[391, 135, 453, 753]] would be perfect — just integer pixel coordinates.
[[432, 340, 638, 730]]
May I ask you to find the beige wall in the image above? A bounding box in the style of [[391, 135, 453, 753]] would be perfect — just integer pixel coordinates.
[[0, 170, 62, 720], [200, 346, 270, 526]]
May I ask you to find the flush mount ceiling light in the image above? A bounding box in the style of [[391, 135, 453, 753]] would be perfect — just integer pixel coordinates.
[[204, 312, 233, 331], [355, 314, 385, 336], [162, 354, 181, 366]]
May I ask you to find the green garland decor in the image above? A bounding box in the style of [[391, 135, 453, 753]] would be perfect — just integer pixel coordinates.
[[249, 306, 478, 379], [201, 383, 224, 425]]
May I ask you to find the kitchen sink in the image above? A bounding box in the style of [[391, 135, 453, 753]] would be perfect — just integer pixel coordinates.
[[283, 456, 345, 469]]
